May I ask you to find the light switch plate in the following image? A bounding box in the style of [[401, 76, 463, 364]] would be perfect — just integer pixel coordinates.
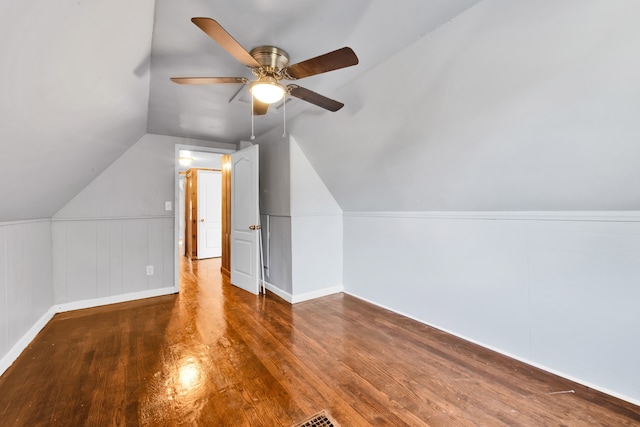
[[165, 201, 172, 211]]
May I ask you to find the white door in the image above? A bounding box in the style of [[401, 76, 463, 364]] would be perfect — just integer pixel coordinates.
[[197, 170, 222, 259], [230, 145, 260, 295]]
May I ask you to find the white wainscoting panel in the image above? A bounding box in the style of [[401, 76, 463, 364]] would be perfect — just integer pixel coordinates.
[[53, 217, 174, 304], [291, 215, 343, 297], [0, 220, 54, 373], [0, 225, 7, 358]]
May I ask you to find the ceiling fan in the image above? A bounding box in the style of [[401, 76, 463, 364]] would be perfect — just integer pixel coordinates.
[[171, 18, 359, 116]]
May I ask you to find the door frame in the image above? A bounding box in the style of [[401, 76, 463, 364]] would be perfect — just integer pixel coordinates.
[[173, 144, 235, 290]]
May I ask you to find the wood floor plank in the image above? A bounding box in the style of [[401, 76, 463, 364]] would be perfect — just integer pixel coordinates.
[[0, 257, 639, 426]]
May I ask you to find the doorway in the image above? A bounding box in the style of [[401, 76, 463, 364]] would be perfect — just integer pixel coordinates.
[[174, 145, 234, 290], [183, 168, 222, 259]]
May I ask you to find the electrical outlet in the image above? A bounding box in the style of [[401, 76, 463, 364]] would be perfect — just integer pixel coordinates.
[[165, 201, 172, 211], [146, 265, 154, 276]]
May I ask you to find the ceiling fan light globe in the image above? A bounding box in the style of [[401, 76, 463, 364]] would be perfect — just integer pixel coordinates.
[[251, 81, 285, 104]]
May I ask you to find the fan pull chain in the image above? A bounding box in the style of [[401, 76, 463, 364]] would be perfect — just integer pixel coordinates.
[[250, 95, 256, 140], [282, 92, 287, 138]]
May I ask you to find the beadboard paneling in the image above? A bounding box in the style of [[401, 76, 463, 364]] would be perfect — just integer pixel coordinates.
[[52, 217, 174, 304], [0, 220, 53, 362]]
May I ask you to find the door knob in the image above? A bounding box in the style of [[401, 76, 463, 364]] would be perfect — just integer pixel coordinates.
[[200, 219, 205, 222]]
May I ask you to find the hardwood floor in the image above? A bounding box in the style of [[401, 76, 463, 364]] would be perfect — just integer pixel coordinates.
[[0, 258, 639, 426]]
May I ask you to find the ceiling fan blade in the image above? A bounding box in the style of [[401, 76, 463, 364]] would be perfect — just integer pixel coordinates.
[[191, 18, 261, 68], [287, 85, 344, 112], [170, 77, 248, 85], [284, 47, 358, 80], [253, 100, 269, 116]]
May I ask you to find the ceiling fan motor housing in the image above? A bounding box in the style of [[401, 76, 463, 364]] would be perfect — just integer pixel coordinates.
[[249, 46, 290, 73]]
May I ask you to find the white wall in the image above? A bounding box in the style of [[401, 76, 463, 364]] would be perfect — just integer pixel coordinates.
[[290, 137, 343, 300], [344, 212, 640, 404], [0, 220, 53, 372], [53, 133, 235, 303], [291, 215, 342, 298]]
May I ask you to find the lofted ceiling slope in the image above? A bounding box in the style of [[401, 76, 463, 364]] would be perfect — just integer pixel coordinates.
[[0, 0, 155, 221], [0, 0, 484, 221], [288, 0, 640, 212], [14, 1, 625, 220]]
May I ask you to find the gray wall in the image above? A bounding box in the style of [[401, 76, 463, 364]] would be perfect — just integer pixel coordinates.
[[257, 128, 293, 294], [53, 133, 235, 303], [261, 214, 292, 294], [258, 130, 291, 216], [0, 220, 53, 369]]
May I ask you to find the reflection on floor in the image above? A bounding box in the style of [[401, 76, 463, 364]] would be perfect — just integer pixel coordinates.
[[0, 257, 638, 426]]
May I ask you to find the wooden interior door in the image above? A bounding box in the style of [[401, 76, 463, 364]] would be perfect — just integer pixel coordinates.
[[221, 155, 232, 277], [184, 169, 198, 259]]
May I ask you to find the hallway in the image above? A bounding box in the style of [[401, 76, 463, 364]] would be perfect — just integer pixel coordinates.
[[0, 257, 638, 426]]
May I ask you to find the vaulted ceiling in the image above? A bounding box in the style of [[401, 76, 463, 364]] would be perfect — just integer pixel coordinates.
[[0, 0, 481, 221], [2, 0, 639, 221]]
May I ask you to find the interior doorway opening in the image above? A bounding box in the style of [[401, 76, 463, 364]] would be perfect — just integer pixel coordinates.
[[174, 145, 235, 290], [181, 160, 222, 260]]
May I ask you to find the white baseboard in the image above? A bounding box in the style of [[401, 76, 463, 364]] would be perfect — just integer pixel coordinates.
[[344, 291, 640, 408], [0, 286, 178, 377], [263, 281, 293, 303], [263, 282, 344, 304], [291, 285, 344, 304], [55, 287, 178, 312], [0, 306, 57, 376]]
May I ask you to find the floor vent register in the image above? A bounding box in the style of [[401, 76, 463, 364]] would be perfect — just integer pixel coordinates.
[[291, 410, 340, 427]]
